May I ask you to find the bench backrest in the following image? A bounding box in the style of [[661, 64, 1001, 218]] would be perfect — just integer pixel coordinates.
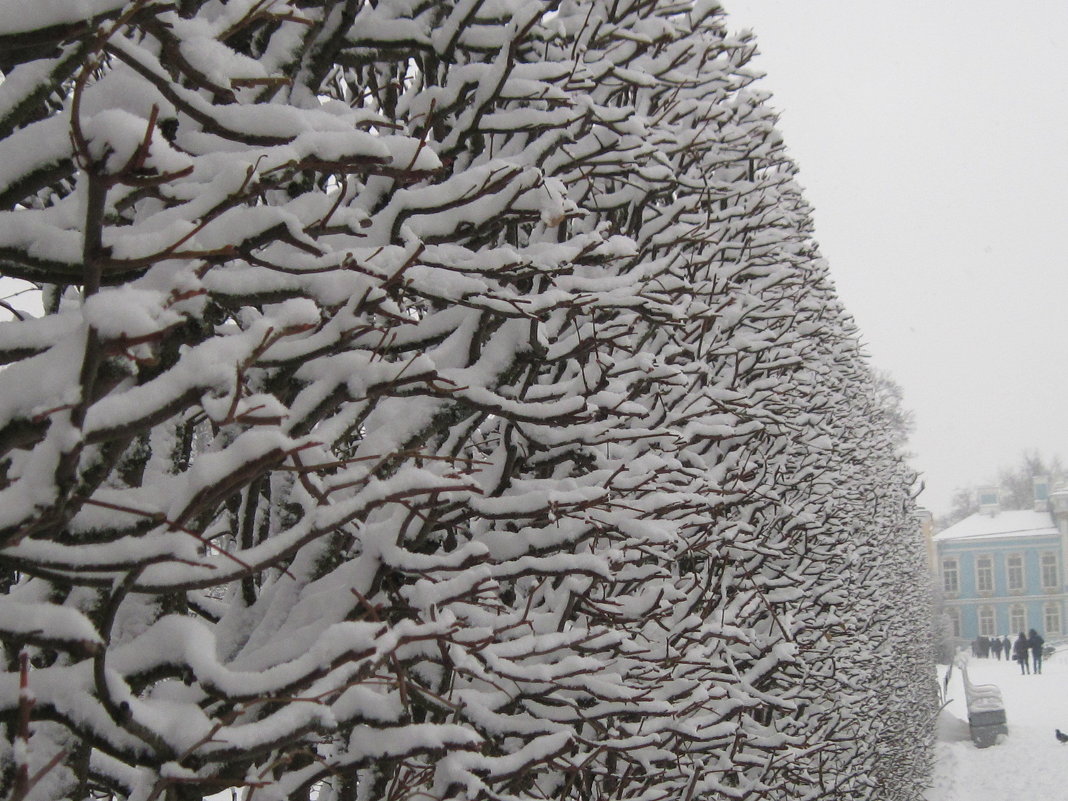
[[958, 663, 1004, 713]]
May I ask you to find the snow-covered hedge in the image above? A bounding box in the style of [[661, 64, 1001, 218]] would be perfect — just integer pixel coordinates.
[[0, 1, 933, 799]]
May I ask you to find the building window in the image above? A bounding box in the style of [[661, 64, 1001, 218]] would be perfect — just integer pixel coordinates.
[[942, 558, 959, 594], [1045, 603, 1062, 635], [976, 555, 994, 594], [1042, 553, 1059, 590], [1010, 604, 1027, 634], [1007, 554, 1024, 592], [978, 606, 996, 636], [945, 607, 961, 638]]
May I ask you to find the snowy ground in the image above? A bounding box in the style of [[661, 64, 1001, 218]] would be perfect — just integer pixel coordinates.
[[927, 647, 1068, 800]]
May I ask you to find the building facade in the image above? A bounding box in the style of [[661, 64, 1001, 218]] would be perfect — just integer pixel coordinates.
[[934, 485, 1068, 642]]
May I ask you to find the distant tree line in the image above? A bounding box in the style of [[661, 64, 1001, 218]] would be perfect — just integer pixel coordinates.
[[940, 451, 1065, 528], [0, 2, 934, 801]]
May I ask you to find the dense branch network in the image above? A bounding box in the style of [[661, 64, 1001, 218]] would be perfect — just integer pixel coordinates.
[[0, 2, 933, 800]]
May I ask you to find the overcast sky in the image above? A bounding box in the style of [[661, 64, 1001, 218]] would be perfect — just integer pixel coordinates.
[[722, 1, 1068, 518]]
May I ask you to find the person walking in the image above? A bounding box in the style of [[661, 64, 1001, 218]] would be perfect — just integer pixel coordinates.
[[1002, 635, 1012, 660], [1014, 632, 1030, 674], [1028, 628, 1045, 674], [992, 636, 1003, 660]]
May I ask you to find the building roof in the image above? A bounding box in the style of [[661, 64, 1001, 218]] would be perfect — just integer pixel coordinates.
[[933, 509, 1060, 544]]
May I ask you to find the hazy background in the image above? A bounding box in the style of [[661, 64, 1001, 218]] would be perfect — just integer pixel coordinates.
[[723, 1, 1068, 518]]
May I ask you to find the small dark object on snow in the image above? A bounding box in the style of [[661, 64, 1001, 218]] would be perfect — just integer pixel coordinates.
[[1055, 729, 1068, 743]]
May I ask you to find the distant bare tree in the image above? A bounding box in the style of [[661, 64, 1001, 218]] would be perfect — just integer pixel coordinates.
[[940, 450, 1066, 528], [999, 451, 1065, 509]]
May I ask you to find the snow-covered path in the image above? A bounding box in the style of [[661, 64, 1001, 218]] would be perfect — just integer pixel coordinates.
[[927, 648, 1068, 800]]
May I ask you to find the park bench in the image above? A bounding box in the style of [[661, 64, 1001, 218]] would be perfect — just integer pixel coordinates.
[[956, 654, 1007, 748]]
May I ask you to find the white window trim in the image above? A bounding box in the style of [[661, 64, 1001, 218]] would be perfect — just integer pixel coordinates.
[[1010, 604, 1027, 634], [946, 607, 961, 638], [942, 557, 959, 595], [1041, 551, 1059, 590], [1006, 552, 1025, 593], [1045, 602, 1062, 635], [975, 554, 995, 595], [978, 605, 996, 637]]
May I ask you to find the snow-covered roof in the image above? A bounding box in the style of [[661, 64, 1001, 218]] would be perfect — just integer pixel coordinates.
[[933, 509, 1060, 543]]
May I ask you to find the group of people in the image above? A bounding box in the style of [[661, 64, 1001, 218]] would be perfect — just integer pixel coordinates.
[[1014, 629, 1046, 674], [971, 630, 1046, 673]]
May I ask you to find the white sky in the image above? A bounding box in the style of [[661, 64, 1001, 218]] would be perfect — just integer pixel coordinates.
[[722, 1, 1068, 518]]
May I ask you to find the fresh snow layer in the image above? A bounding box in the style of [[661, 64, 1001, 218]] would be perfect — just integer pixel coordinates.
[[932, 509, 1059, 543], [928, 647, 1068, 801]]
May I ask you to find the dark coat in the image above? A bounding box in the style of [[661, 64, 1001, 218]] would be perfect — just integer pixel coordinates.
[[1029, 629, 1045, 655], [1013, 635, 1029, 662]]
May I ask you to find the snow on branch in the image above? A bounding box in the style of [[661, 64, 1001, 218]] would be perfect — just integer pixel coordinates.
[[0, 2, 932, 800]]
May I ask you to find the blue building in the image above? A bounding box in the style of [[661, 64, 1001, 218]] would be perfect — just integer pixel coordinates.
[[934, 484, 1068, 642]]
